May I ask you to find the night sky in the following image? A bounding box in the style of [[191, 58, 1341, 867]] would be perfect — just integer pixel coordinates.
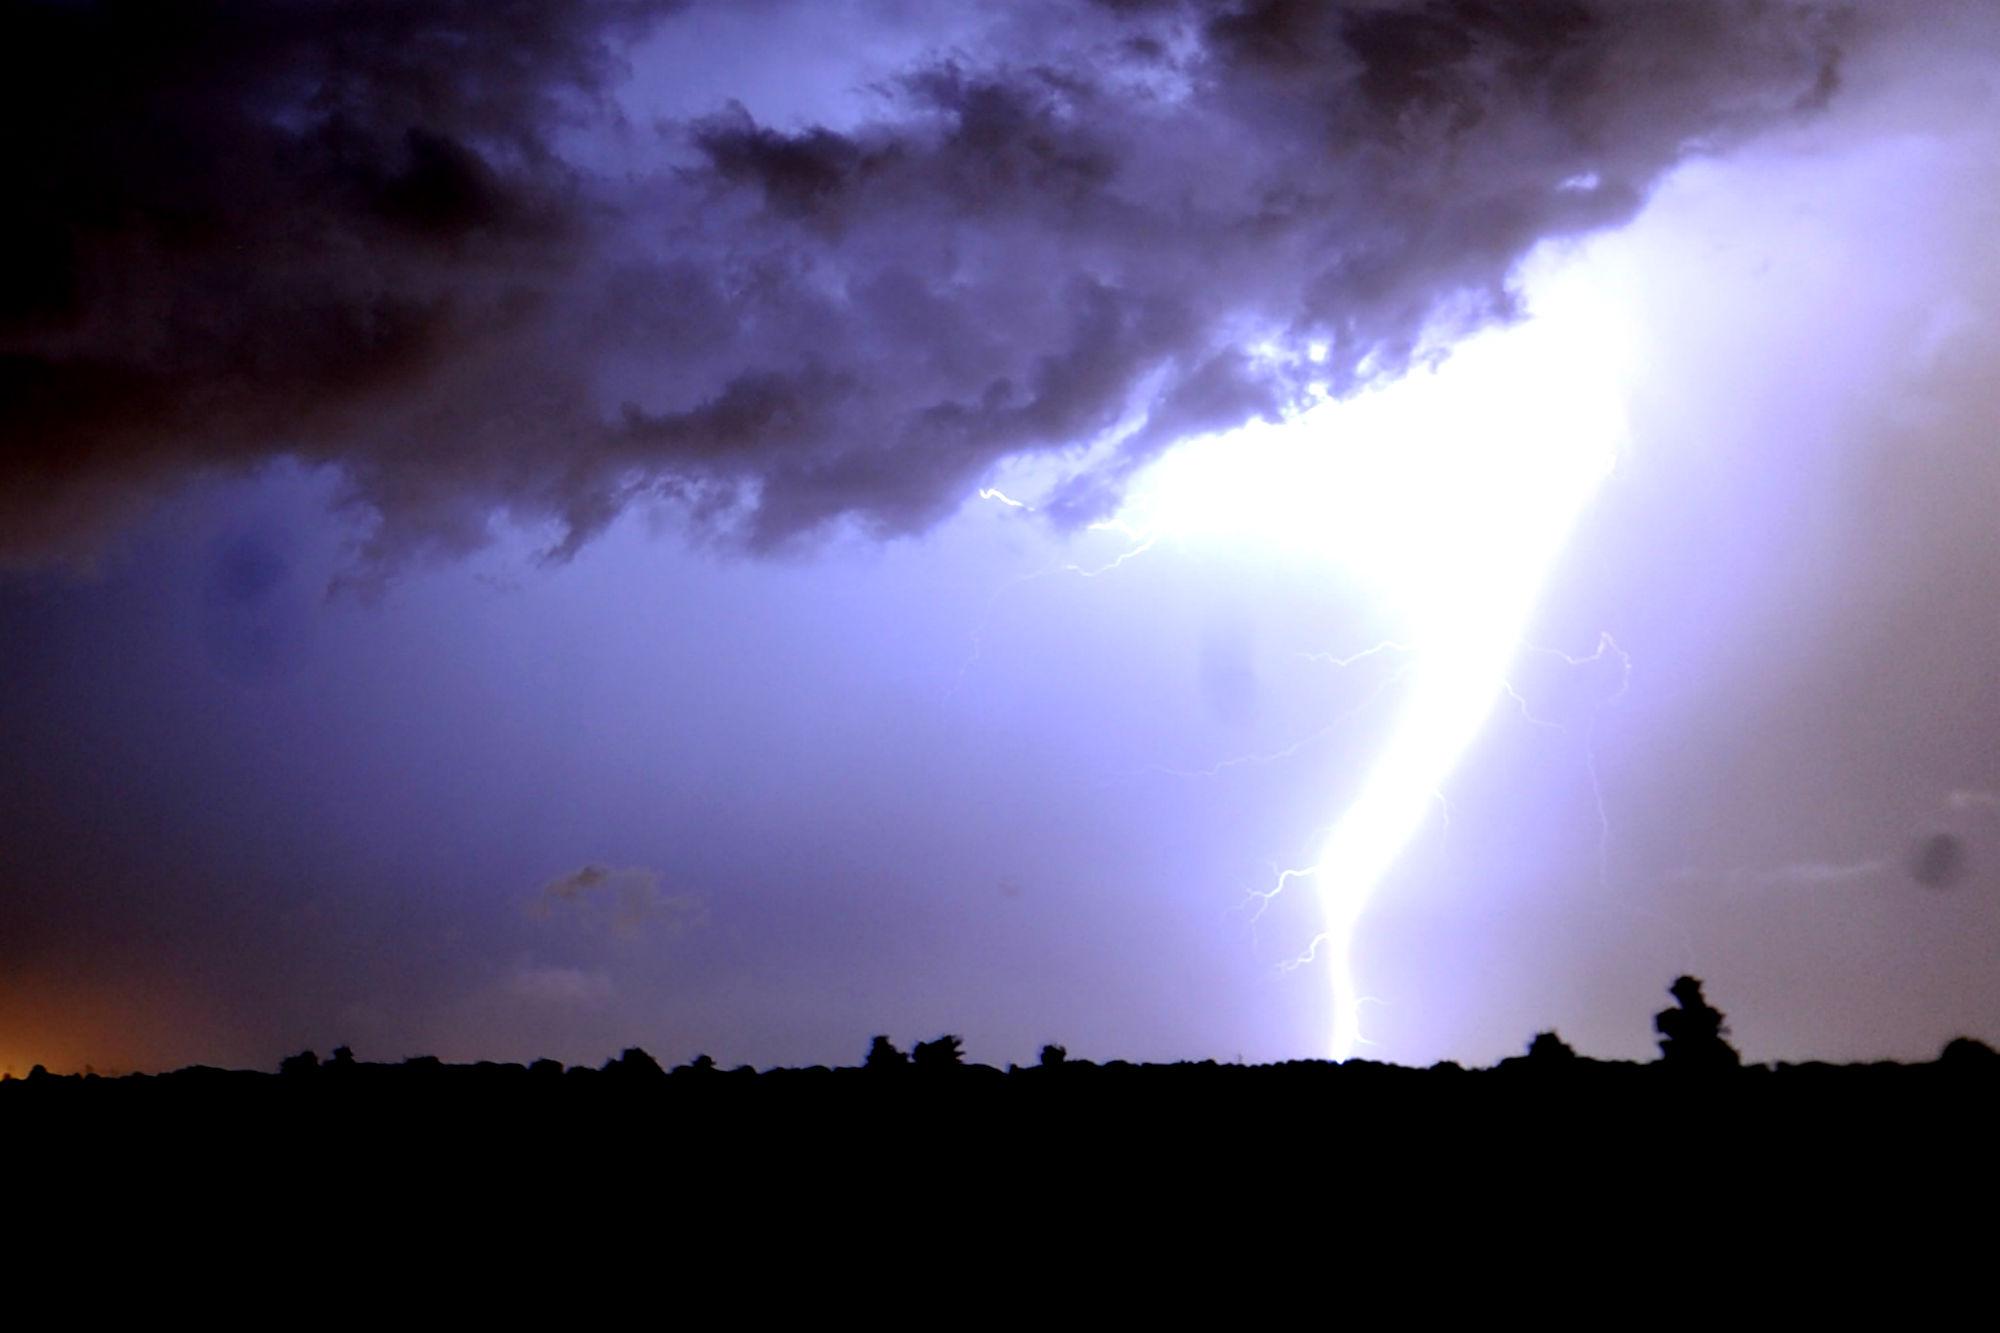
[[6, 0, 2000, 1076]]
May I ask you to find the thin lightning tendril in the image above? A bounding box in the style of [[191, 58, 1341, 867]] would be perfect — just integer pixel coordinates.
[[1142, 661, 1413, 780]]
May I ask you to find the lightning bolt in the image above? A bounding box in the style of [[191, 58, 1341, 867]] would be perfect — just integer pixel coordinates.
[[1295, 356, 1624, 1056], [1302, 636, 1560, 1056], [973, 241, 1633, 1061]]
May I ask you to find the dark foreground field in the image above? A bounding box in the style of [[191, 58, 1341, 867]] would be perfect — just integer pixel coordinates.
[[8, 988, 1993, 1306]]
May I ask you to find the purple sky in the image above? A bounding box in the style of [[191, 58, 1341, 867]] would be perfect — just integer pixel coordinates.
[[6, 0, 2000, 1074]]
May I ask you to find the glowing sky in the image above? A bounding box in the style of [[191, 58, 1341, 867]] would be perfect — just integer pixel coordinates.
[[5, 1, 2000, 1075]]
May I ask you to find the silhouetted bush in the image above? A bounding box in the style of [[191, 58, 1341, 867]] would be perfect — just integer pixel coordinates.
[[1941, 1036, 1999, 1066], [278, 1050, 319, 1078], [864, 1035, 908, 1071], [603, 1047, 666, 1081], [1040, 1043, 1068, 1068], [912, 1035, 964, 1071]]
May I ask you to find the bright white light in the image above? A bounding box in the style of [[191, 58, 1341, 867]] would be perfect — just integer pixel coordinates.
[[1117, 242, 1632, 1059]]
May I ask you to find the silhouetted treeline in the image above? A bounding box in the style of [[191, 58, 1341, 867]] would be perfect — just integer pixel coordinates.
[[6, 977, 1995, 1300], [7, 977, 1997, 1127]]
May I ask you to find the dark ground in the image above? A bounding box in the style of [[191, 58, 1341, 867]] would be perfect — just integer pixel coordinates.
[[7, 983, 1991, 1308]]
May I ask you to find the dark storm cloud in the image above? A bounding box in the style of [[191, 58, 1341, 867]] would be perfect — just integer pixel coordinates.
[[1, 0, 1844, 575], [1, 0, 682, 566]]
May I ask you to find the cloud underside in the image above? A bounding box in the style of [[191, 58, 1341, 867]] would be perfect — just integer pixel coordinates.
[[1, 0, 1846, 577], [535, 863, 706, 939]]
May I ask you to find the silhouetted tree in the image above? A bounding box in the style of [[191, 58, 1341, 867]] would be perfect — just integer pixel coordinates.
[[1654, 976, 1740, 1069], [1039, 1043, 1068, 1068], [1524, 1031, 1578, 1063], [328, 1045, 355, 1069], [911, 1035, 965, 1071], [675, 1053, 718, 1076], [278, 1050, 319, 1078], [864, 1035, 908, 1071]]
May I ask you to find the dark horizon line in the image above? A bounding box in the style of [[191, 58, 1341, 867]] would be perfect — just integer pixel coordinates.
[[10, 973, 1987, 1080], [11, 1032, 1999, 1086]]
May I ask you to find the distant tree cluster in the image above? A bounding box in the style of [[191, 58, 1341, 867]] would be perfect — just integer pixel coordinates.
[[1506, 977, 1746, 1072], [863, 1034, 967, 1072]]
